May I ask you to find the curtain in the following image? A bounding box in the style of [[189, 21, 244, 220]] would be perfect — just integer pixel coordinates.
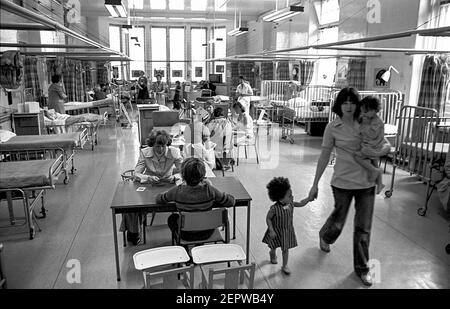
[[417, 55, 450, 115], [23, 56, 41, 101], [63, 59, 85, 102], [261, 62, 274, 81], [299, 60, 315, 87], [347, 59, 366, 91], [96, 62, 109, 86], [83, 62, 92, 89], [276, 61, 290, 80]]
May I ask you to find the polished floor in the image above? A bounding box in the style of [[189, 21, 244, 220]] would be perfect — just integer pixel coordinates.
[[0, 119, 449, 289]]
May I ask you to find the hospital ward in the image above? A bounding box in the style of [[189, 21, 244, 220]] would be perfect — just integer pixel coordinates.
[[0, 0, 449, 290]]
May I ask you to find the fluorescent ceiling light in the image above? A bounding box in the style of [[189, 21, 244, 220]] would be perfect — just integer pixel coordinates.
[[105, 0, 128, 18], [227, 27, 248, 36], [263, 2, 304, 22]]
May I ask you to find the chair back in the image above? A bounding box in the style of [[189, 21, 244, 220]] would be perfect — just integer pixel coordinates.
[[204, 263, 256, 289], [179, 208, 228, 232]]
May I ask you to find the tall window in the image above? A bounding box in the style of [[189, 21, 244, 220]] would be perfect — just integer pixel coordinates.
[[40, 31, 65, 52], [191, 0, 208, 11], [169, 28, 185, 83], [191, 28, 207, 82], [128, 0, 143, 9], [315, 26, 338, 86], [215, 0, 227, 12], [435, 1, 450, 50], [315, 0, 340, 26], [213, 27, 227, 82], [129, 27, 145, 78], [109, 25, 124, 79], [151, 27, 167, 82], [169, 0, 184, 10], [150, 0, 166, 10], [0, 30, 17, 52]]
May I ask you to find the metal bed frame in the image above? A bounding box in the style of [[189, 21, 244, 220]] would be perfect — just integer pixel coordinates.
[[0, 154, 64, 239], [386, 106, 449, 216], [0, 243, 5, 289], [0, 129, 88, 184]]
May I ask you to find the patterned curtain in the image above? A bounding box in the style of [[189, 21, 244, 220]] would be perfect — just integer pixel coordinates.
[[63, 59, 85, 102], [46, 57, 64, 83], [96, 62, 109, 86], [23, 56, 41, 101], [84, 62, 92, 89], [347, 59, 366, 91], [299, 60, 315, 87], [417, 55, 450, 115], [276, 61, 290, 80], [261, 62, 274, 80]]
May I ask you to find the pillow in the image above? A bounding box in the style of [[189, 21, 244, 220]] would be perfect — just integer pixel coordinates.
[[0, 129, 16, 142], [384, 124, 398, 136]]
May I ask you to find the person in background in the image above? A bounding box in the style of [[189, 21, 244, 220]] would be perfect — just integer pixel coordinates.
[[173, 80, 182, 110], [207, 107, 233, 170], [120, 130, 183, 245], [48, 75, 67, 114], [151, 74, 168, 105], [235, 75, 253, 113], [93, 84, 107, 101], [232, 100, 254, 146], [156, 157, 235, 242], [136, 71, 149, 103]]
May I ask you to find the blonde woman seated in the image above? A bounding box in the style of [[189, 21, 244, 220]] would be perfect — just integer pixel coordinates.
[[232, 100, 254, 146], [120, 130, 183, 245]]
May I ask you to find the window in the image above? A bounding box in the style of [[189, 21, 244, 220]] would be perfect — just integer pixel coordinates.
[[129, 27, 145, 79], [315, 26, 339, 86], [169, 0, 184, 10], [191, 0, 208, 11], [213, 27, 227, 82], [151, 27, 168, 82], [150, 0, 166, 10], [314, 0, 340, 26], [40, 30, 65, 52], [169, 28, 185, 83], [109, 25, 124, 79], [191, 28, 207, 82], [0, 30, 17, 52], [436, 1, 450, 50], [128, 0, 143, 9]]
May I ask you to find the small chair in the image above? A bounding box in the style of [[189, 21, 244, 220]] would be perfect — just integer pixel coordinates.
[[0, 243, 6, 289], [191, 244, 255, 289], [172, 208, 229, 247], [234, 129, 259, 166], [120, 170, 156, 247], [133, 246, 194, 289], [254, 108, 272, 136]]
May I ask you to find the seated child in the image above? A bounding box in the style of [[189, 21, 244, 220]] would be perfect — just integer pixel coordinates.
[[354, 96, 391, 194], [156, 157, 235, 241], [262, 177, 309, 275]]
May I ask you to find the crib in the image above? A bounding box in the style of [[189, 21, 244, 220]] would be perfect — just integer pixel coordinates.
[[386, 106, 450, 216]]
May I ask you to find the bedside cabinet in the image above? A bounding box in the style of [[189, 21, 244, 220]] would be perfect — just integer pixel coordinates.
[[12, 112, 46, 135]]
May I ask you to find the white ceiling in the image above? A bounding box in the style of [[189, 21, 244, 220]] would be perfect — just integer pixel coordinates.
[[80, 0, 303, 21]]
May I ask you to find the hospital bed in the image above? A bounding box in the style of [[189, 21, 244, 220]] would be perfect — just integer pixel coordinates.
[[64, 95, 113, 114], [44, 111, 107, 151], [386, 106, 450, 216], [0, 130, 87, 184], [0, 154, 64, 239]]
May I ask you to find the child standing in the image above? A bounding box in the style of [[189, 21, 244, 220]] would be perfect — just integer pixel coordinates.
[[262, 177, 309, 275], [354, 96, 391, 194]]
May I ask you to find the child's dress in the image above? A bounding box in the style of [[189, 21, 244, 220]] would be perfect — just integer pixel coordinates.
[[360, 114, 391, 158], [262, 202, 297, 250]]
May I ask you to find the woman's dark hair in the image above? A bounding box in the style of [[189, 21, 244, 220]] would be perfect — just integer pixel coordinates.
[[233, 101, 246, 113], [146, 130, 172, 147], [266, 177, 291, 202], [361, 96, 381, 112], [181, 157, 206, 186], [332, 87, 361, 119], [213, 107, 224, 118], [239, 75, 245, 80], [52, 75, 61, 84]]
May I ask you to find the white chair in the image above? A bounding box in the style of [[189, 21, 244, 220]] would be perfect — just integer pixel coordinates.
[[133, 246, 194, 289], [191, 244, 255, 289]]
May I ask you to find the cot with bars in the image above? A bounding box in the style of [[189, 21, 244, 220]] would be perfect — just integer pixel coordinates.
[[386, 105, 449, 216]]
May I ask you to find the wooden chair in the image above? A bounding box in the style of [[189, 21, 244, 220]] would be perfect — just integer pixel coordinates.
[[120, 170, 156, 247], [0, 243, 6, 289], [191, 244, 255, 289], [133, 246, 194, 289], [172, 208, 229, 247]]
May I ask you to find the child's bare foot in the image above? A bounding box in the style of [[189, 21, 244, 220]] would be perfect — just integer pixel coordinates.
[[369, 169, 382, 183], [376, 184, 385, 195]]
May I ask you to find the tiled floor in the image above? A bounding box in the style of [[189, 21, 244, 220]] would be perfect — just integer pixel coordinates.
[[0, 120, 449, 289]]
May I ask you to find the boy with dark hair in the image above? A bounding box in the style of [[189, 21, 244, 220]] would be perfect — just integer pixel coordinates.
[[156, 157, 235, 241]]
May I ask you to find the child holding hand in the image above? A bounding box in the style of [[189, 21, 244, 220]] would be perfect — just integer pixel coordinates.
[[262, 177, 310, 275]]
